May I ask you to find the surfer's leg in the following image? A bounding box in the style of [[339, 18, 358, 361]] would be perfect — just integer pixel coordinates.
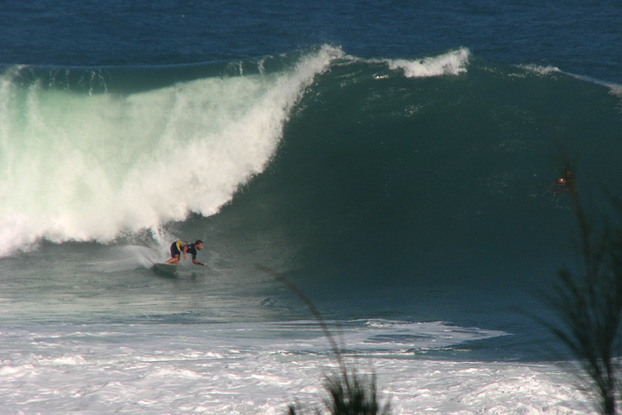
[[165, 242, 181, 264]]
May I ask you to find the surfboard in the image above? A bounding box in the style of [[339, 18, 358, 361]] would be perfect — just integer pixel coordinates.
[[152, 263, 178, 276]]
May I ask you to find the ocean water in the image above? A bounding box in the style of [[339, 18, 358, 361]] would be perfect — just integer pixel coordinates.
[[1, 1, 622, 413]]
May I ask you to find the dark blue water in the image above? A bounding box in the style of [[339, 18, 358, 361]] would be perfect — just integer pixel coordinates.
[[1, 0, 621, 363], [2, 1, 621, 83]]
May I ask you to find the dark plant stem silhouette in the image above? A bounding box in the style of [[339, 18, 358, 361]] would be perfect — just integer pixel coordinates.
[[255, 264, 391, 415], [542, 159, 622, 415]]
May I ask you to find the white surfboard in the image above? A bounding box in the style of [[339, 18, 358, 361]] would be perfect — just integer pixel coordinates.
[[152, 263, 178, 276]]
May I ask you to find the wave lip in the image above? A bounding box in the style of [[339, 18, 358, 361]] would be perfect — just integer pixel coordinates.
[[386, 48, 470, 78], [0, 45, 343, 256]]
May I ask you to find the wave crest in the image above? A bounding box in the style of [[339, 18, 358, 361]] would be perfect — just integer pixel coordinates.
[[0, 46, 342, 256], [387, 48, 470, 78]]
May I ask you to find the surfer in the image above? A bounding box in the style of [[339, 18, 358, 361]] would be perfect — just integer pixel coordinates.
[[165, 240, 205, 266], [547, 170, 575, 196]]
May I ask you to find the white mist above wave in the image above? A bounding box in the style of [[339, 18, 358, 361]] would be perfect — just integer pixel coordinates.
[[386, 48, 470, 78], [0, 46, 343, 256]]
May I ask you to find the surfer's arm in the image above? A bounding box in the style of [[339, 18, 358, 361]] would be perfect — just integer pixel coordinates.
[[193, 258, 204, 266], [182, 246, 189, 260]]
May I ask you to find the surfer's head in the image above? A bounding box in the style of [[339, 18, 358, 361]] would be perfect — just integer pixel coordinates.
[[195, 240, 204, 250]]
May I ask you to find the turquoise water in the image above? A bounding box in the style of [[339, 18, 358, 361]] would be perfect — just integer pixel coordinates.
[[3, 44, 621, 354]]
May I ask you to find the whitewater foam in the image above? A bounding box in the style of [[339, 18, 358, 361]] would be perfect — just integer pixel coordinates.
[[519, 64, 562, 76], [386, 48, 470, 78], [0, 320, 596, 414], [0, 46, 343, 256]]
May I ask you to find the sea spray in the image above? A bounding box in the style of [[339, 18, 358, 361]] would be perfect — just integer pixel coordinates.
[[386, 48, 470, 78]]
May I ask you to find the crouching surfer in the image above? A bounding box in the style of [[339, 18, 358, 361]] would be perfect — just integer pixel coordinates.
[[165, 240, 205, 266]]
